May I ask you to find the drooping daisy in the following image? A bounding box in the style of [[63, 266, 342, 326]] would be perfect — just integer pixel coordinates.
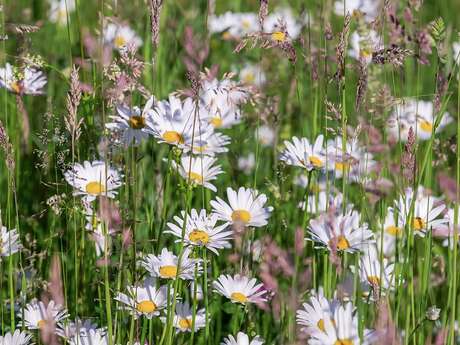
[[105, 96, 155, 145], [19, 299, 68, 331], [213, 274, 267, 305], [280, 135, 326, 171], [0, 63, 47, 95], [308, 210, 375, 253], [0, 330, 32, 345], [69, 328, 109, 345], [395, 187, 447, 237], [334, 0, 380, 21], [239, 63, 266, 87], [211, 187, 273, 227], [296, 288, 336, 335], [140, 248, 201, 280], [171, 155, 223, 192], [160, 302, 206, 333], [255, 125, 276, 147], [103, 23, 142, 51], [0, 226, 22, 258], [115, 279, 168, 319], [166, 209, 232, 255], [221, 332, 264, 345], [64, 161, 123, 202], [349, 30, 382, 64], [49, 0, 75, 26]]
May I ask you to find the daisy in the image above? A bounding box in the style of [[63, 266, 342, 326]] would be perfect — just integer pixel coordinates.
[[211, 187, 273, 227], [64, 161, 123, 202], [280, 135, 326, 171], [105, 96, 155, 145], [56, 318, 98, 339], [308, 210, 375, 253], [395, 187, 447, 237], [237, 153, 256, 174], [434, 207, 460, 248], [160, 302, 206, 333], [296, 288, 336, 335], [213, 274, 267, 305], [84, 206, 117, 257], [185, 131, 231, 156], [0, 226, 22, 258], [140, 247, 201, 280], [334, 0, 380, 21], [166, 209, 232, 255], [0, 63, 47, 95], [298, 191, 328, 214], [103, 23, 142, 51], [49, 0, 75, 26], [349, 30, 382, 64], [263, 7, 303, 39], [239, 63, 266, 87], [171, 155, 223, 192], [255, 125, 276, 147], [115, 279, 168, 319], [19, 299, 68, 331], [377, 207, 403, 257], [69, 328, 109, 345], [208, 12, 258, 39], [0, 330, 32, 345], [221, 332, 264, 345]]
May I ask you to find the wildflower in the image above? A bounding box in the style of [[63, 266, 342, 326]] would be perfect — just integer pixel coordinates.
[[255, 125, 276, 147], [0, 63, 47, 95], [298, 192, 348, 215], [64, 161, 123, 202], [237, 153, 256, 174], [0, 226, 21, 258], [263, 7, 305, 39], [213, 274, 267, 305], [171, 155, 223, 192], [0, 330, 32, 345], [280, 135, 326, 171], [104, 23, 142, 51], [334, 0, 380, 21], [115, 279, 168, 319], [308, 210, 375, 253], [56, 318, 98, 339], [140, 247, 201, 280], [426, 306, 441, 321], [160, 302, 206, 333], [208, 12, 258, 39], [377, 207, 403, 257], [19, 300, 68, 330], [69, 328, 109, 345], [49, 0, 75, 26], [349, 30, 383, 64], [211, 187, 273, 227], [166, 209, 232, 255], [239, 63, 266, 87], [185, 131, 231, 156], [296, 288, 336, 335], [221, 332, 264, 345], [105, 96, 155, 145]]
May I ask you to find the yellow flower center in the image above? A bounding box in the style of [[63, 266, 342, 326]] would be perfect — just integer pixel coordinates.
[[230, 292, 248, 303], [330, 235, 350, 251], [317, 318, 325, 332], [309, 156, 323, 168], [241, 20, 251, 30], [210, 117, 223, 128], [128, 115, 146, 129], [335, 162, 350, 172], [271, 31, 286, 42], [334, 340, 354, 345], [162, 131, 184, 144], [37, 319, 46, 329], [243, 72, 255, 84], [10, 81, 22, 93], [179, 318, 193, 329], [193, 145, 207, 153], [385, 225, 402, 236], [136, 300, 157, 313], [159, 265, 178, 278], [360, 49, 372, 59], [222, 31, 232, 40], [114, 35, 126, 48], [188, 172, 204, 184], [189, 229, 210, 245], [85, 181, 106, 195], [412, 217, 426, 231], [367, 275, 380, 286], [231, 209, 251, 223], [420, 120, 433, 133]]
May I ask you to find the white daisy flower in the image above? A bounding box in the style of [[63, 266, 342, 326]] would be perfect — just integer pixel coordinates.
[[208, 12, 258, 39], [263, 7, 303, 39], [435, 207, 460, 248], [395, 187, 447, 237], [237, 153, 256, 175], [221, 332, 264, 345], [105, 96, 155, 146], [280, 135, 326, 171], [0, 63, 47, 95], [0, 226, 22, 258], [140, 247, 201, 280], [308, 210, 375, 253], [171, 155, 223, 192], [213, 274, 267, 305], [186, 131, 231, 156], [166, 209, 232, 255], [239, 63, 266, 87], [349, 30, 382, 64], [103, 23, 142, 51], [19, 299, 68, 331], [334, 0, 380, 21], [387, 100, 453, 142], [56, 318, 98, 339], [0, 330, 32, 345], [296, 288, 336, 335], [115, 279, 168, 319], [49, 0, 75, 26], [69, 328, 109, 345], [211, 187, 273, 227], [255, 125, 276, 147], [160, 302, 206, 333], [376, 207, 403, 257], [64, 161, 123, 202]]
